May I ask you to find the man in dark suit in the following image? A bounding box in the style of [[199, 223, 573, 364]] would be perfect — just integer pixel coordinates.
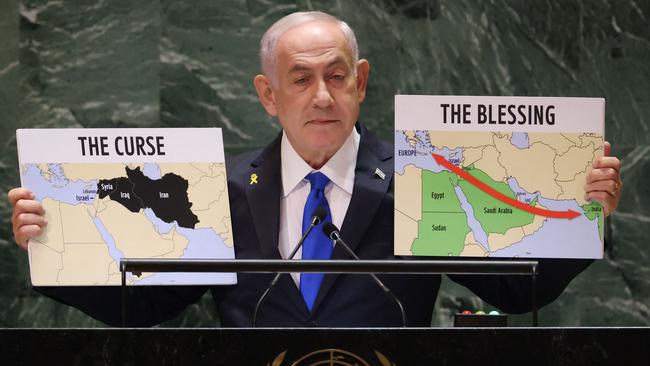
[[8, 11, 623, 327]]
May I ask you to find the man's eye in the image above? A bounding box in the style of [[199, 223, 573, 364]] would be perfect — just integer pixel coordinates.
[[295, 77, 308, 85], [331, 74, 345, 81]]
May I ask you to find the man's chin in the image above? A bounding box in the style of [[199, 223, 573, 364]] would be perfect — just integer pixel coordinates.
[[304, 135, 345, 154]]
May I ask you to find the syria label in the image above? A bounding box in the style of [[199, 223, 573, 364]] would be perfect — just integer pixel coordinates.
[[16, 128, 236, 286], [394, 95, 605, 259]]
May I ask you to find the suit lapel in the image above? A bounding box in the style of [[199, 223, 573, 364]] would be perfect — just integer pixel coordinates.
[[311, 125, 393, 313], [245, 133, 310, 317], [246, 135, 282, 260]]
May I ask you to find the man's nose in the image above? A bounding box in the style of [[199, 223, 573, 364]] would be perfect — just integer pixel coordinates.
[[313, 79, 334, 109]]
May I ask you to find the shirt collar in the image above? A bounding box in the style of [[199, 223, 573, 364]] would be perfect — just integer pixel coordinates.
[[281, 128, 360, 197]]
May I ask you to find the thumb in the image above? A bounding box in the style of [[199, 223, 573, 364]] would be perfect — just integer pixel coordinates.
[[604, 141, 611, 157]]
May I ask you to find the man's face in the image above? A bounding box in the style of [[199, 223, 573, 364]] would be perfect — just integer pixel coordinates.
[[255, 21, 369, 167]]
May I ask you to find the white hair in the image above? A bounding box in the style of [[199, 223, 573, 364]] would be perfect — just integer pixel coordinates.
[[259, 11, 359, 85]]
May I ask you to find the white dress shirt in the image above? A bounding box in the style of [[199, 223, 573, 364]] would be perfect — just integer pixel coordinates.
[[278, 128, 360, 287]]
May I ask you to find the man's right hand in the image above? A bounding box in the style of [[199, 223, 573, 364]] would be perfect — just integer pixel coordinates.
[[8, 188, 47, 250]]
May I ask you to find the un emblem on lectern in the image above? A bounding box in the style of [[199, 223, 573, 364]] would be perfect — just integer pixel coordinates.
[[267, 348, 395, 366]]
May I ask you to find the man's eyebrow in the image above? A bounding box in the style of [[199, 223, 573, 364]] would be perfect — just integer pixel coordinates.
[[288, 64, 312, 74], [287, 56, 349, 74]]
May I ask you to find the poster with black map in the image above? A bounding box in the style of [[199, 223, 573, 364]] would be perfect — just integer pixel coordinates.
[[17, 128, 236, 286]]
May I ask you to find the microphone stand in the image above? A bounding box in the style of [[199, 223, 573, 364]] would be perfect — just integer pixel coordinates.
[[325, 225, 407, 327], [251, 210, 324, 327]]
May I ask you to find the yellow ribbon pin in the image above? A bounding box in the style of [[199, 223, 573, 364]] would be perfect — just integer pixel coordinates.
[[250, 173, 258, 185]]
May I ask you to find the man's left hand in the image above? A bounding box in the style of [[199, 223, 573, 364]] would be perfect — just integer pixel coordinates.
[[585, 141, 622, 217]]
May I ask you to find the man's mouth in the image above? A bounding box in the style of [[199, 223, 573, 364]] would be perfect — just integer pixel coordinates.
[[308, 119, 339, 124]]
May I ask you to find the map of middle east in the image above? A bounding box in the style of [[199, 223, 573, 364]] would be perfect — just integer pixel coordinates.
[[22, 162, 236, 286], [395, 130, 604, 258]]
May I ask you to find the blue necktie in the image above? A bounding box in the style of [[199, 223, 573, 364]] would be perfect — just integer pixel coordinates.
[[300, 172, 333, 312]]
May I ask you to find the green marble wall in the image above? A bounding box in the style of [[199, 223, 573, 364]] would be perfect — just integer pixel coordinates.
[[0, 0, 648, 327]]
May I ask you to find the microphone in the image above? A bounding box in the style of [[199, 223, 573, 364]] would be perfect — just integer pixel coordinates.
[[252, 207, 327, 327], [322, 222, 407, 327]]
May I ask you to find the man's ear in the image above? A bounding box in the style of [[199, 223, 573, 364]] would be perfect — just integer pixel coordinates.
[[254, 74, 278, 116], [355, 59, 370, 103]]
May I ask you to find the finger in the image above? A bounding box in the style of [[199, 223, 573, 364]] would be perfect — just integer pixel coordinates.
[[11, 199, 45, 222], [14, 225, 43, 250], [585, 191, 612, 204], [604, 141, 611, 157], [14, 212, 48, 228], [7, 187, 34, 207], [585, 180, 618, 195], [592, 156, 621, 171], [585, 167, 620, 184]]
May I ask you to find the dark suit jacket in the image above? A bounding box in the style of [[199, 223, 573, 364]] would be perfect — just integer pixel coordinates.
[[37, 124, 591, 327]]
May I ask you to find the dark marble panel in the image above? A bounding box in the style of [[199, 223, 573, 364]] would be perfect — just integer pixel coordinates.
[[159, 0, 289, 154], [19, 0, 161, 129], [0, 0, 19, 197], [0, 0, 22, 327]]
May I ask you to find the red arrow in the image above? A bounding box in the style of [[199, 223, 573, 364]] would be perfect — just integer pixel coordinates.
[[431, 154, 581, 220]]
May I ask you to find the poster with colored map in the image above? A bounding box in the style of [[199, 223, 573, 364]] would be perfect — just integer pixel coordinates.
[[17, 128, 236, 286], [394, 96, 604, 258]]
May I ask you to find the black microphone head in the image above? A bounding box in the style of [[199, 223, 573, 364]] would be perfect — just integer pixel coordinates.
[[322, 222, 340, 240], [311, 207, 327, 225]]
